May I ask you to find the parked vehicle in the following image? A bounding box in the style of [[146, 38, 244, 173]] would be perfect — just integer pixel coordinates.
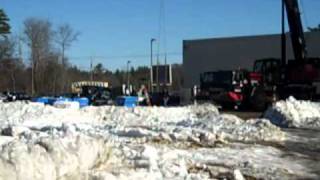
[[2, 91, 31, 102], [196, 70, 249, 109], [0, 93, 7, 102], [71, 81, 113, 106], [150, 91, 181, 106]]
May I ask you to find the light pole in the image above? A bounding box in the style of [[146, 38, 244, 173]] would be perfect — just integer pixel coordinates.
[[90, 57, 94, 81], [150, 38, 156, 92], [127, 60, 131, 87]]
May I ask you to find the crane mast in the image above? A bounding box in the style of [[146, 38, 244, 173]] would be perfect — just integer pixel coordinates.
[[283, 0, 307, 62]]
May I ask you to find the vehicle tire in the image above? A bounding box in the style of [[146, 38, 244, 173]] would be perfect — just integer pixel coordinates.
[[250, 87, 267, 111]]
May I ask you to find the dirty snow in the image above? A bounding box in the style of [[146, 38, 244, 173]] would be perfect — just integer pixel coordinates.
[[0, 101, 319, 179], [264, 96, 320, 129]]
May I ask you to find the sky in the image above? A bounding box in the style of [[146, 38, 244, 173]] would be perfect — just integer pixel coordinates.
[[2, 0, 320, 71]]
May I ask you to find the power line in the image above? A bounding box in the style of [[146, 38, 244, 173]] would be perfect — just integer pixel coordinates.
[[68, 52, 182, 61], [19, 51, 182, 60], [19, 52, 181, 62]]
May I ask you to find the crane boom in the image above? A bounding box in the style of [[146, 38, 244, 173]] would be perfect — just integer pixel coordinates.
[[283, 0, 307, 62]]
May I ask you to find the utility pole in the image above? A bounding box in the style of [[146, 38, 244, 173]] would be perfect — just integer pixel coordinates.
[[150, 38, 156, 92], [31, 47, 35, 96], [31, 59, 34, 96], [90, 57, 93, 81], [281, 0, 286, 68], [156, 58, 159, 92], [127, 60, 131, 87], [164, 54, 167, 88]]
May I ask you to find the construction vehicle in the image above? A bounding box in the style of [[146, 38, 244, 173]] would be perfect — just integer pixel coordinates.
[[71, 81, 113, 106], [196, 69, 250, 109], [247, 0, 320, 110], [197, 0, 319, 110]]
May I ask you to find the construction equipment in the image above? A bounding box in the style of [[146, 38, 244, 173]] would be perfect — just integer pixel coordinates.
[[194, 0, 319, 110], [247, 0, 320, 110], [196, 70, 250, 109], [71, 81, 109, 93], [71, 81, 112, 106]]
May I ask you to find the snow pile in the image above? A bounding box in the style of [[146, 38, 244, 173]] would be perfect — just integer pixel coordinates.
[[79, 104, 283, 143], [176, 114, 284, 142], [264, 96, 320, 129], [0, 134, 111, 180], [0, 102, 54, 125], [1, 101, 314, 179], [53, 100, 80, 109], [0, 102, 104, 129]]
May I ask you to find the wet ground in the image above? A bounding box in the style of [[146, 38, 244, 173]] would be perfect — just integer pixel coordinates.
[[222, 110, 262, 120], [224, 110, 320, 157], [281, 128, 320, 178], [223, 110, 320, 179], [283, 128, 320, 160]]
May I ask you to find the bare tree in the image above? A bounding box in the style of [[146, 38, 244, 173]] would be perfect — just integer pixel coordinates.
[[54, 24, 79, 92], [0, 35, 29, 93], [54, 24, 79, 66], [0, 58, 25, 92], [0, 36, 15, 60], [23, 18, 53, 95]]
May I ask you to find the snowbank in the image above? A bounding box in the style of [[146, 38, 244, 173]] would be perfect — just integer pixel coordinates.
[[2, 101, 317, 179], [53, 100, 80, 109], [264, 96, 320, 129], [0, 134, 111, 180]]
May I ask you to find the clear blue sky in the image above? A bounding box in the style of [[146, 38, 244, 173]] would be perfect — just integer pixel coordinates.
[[2, 0, 320, 71]]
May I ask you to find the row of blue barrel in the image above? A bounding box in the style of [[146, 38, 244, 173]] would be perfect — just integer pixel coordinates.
[[33, 96, 139, 108], [32, 97, 89, 108]]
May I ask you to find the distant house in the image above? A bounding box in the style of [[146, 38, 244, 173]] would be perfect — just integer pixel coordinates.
[[183, 32, 320, 88]]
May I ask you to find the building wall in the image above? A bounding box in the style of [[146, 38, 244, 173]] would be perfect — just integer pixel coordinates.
[[183, 32, 320, 88]]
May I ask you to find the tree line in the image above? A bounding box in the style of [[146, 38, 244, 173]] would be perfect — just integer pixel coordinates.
[[0, 10, 183, 96]]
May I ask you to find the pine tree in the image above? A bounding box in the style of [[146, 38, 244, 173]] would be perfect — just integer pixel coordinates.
[[0, 9, 10, 35], [308, 24, 320, 32]]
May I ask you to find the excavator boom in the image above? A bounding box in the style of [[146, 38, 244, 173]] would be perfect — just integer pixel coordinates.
[[283, 0, 307, 61]]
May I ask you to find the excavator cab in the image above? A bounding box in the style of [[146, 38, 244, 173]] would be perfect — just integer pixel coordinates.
[[253, 59, 281, 86], [245, 59, 282, 111]]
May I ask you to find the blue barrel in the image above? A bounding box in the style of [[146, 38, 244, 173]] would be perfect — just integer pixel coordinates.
[[56, 97, 72, 101], [55, 97, 72, 102], [52, 97, 71, 106], [73, 97, 89, 108], [32, 97, 51, 105], [116, 96, 138, 108], [47, 97, 57, 105]]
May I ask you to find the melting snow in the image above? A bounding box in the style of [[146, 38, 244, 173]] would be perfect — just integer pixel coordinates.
[[264, 96, 320, 129], [0, 101, 318, 179]]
